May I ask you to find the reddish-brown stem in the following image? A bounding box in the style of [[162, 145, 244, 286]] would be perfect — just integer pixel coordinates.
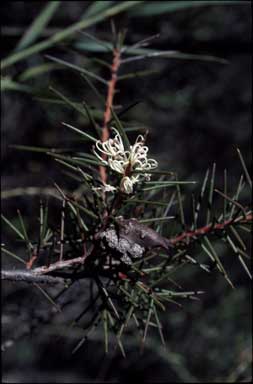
[[99, 48, 121, 184], [4, 214, 251, 285], [26, 253, 37, 270], [170, 213, 252, 245]]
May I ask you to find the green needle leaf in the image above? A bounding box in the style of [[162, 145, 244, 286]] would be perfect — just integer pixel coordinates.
[[206, 163, 216, 225], [110, 108, 130, 150], [15, 1, 61, 51], [17, 210, 33, 259], [1, 1, 143, 69], [103, 309, 109, 354], [61, 122, 98, 142], [1, 77, 32, 93], [202, 237, 234, 289], [139, 216, 174, 223], [125, 198, 169, 207], [142, 299, 154, 345], [1, 214, 25, 240], [142, 181, 196, 191], [237, 148, 252, 189], [1, 246, 26, 264], [130, 1, 243, 17], [19, 63, 61, 81], [121, 50, 228, 65], [84, 1, 116, 18], [194, 168, 209, 225], [175, 175, 186, 230], [46, 55, 108, 85], [223, 168, 227, 221], [153, 305, 166, 346]]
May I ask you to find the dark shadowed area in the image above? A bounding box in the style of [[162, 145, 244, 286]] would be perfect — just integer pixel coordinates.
[[1, 1, 252, 383]]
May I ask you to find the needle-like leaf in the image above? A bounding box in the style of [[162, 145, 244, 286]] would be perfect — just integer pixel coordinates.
[[46, 55, 108, 85], [206, 163, 216, 225], [15, 1, 61, 51], [237, 148, 252, 189]]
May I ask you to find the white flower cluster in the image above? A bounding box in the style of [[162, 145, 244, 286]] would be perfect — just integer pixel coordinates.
[[94, 128, 158, 194]]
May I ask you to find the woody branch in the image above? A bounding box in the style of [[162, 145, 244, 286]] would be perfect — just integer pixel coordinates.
[[99, 47, 121, 184], [170, 212, 252, 245], [1, 270, 66, 285], [2, 213, 251, 285]]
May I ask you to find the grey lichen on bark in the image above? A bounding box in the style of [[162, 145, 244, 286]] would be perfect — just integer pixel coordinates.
[[97, 228, 145, 264]]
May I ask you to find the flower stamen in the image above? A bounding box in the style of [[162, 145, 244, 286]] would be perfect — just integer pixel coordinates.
[[93, 128, 158, 194]]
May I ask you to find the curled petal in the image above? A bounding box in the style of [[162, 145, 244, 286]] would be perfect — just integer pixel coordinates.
[[147, 158, 158, 169], [95, 141, 111, 156], [135, 134, 145, 144], [108, 158, 125, 174], [120, 176, 134, 194], [93, 148, 108, 164]]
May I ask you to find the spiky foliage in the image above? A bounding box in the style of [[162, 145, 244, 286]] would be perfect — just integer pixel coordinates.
[[2, 27, 252, 357]]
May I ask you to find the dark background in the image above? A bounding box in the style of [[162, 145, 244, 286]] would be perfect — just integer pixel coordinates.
[[1, 1, 252, 383]]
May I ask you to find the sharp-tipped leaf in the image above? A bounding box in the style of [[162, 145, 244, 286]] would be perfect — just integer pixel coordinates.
[[15, 1, 61, 51], [1, 1, 142, 69], [61, 122, 98, 142], [130, 1, 243, 17], [46, 55, 108, 85]]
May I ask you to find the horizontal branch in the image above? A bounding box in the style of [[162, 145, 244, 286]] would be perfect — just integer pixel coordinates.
[[2, 246, 98, 285], [33, 255, 88, 275], [2, 213, 251, 286], [1, 270, 66, 285], [170, 213, 252, 245]]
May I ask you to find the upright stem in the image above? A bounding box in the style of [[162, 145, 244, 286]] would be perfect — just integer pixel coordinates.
[[100, 48, 121, 184]]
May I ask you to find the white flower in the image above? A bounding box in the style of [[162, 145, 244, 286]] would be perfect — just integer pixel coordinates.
[[94, 128, 158, 194], [94, 128, 126, 161]]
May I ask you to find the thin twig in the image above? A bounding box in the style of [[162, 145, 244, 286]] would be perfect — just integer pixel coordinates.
[[170, 213, 252, 245], [33, 255, 87, 275]]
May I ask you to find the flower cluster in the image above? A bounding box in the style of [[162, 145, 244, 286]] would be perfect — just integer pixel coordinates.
[[94, 128, 158, 194]]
